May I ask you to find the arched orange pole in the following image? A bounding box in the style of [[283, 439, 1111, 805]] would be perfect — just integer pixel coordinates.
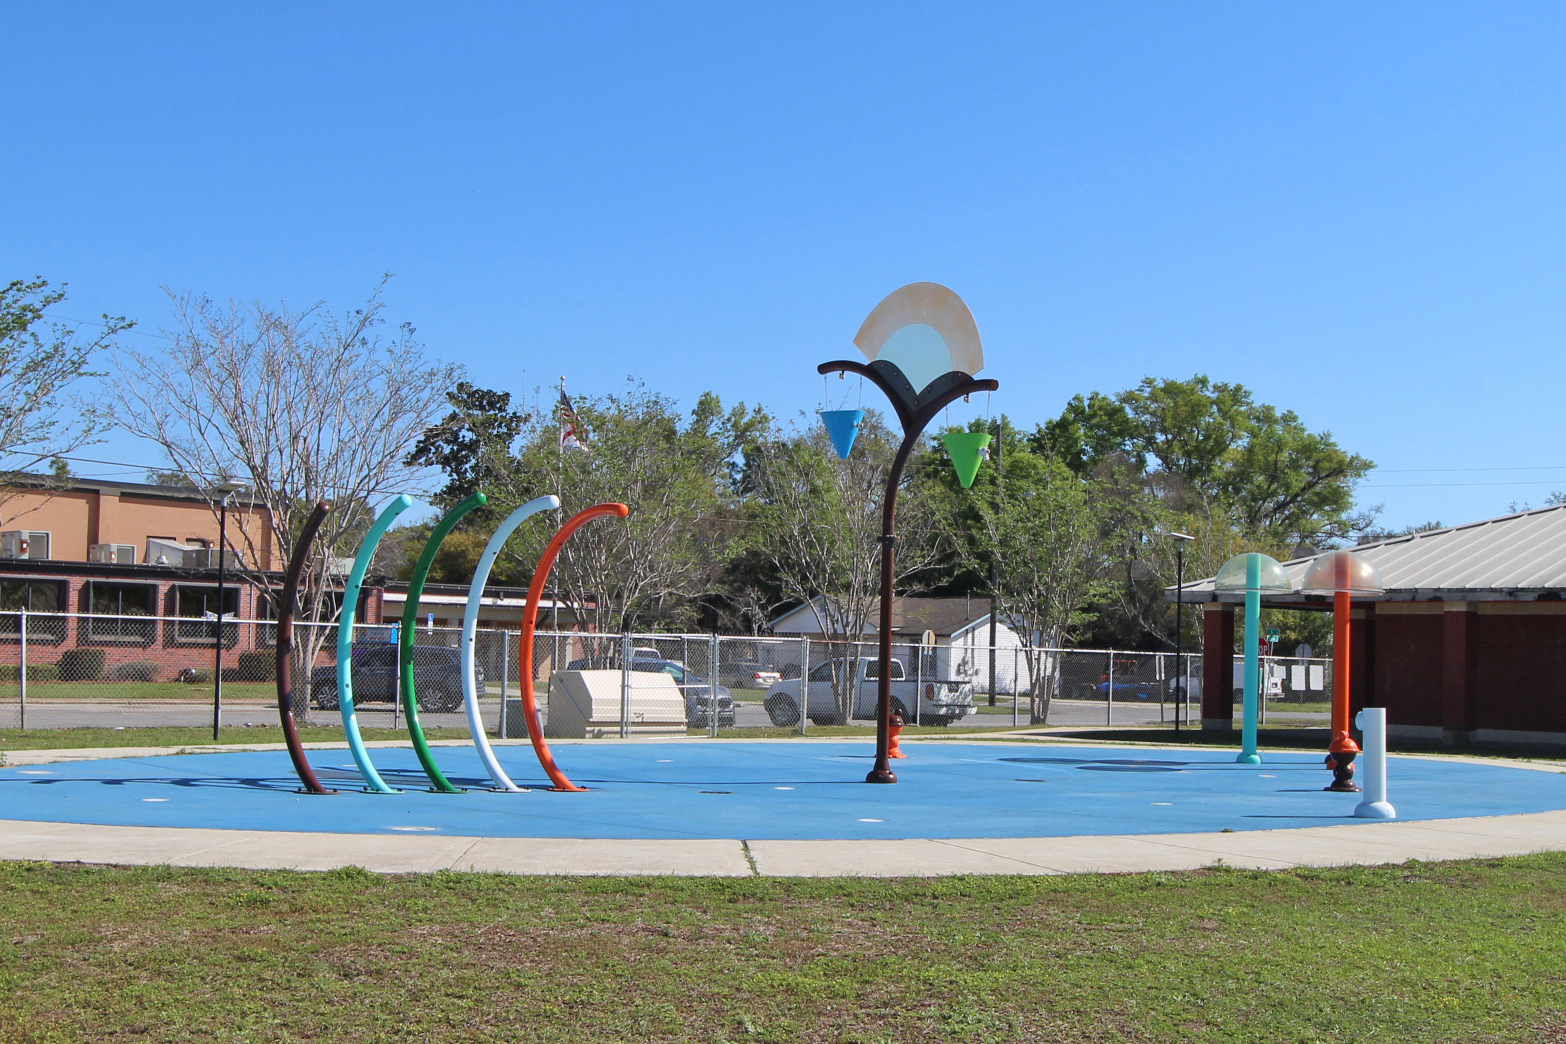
[[520, 502, 630, 791]]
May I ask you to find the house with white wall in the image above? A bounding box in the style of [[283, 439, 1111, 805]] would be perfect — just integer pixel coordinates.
[[767, 595, 1034, 693]]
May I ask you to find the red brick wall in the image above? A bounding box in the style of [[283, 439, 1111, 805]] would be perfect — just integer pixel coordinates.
[[1473, 612, 1566, 733], [1370, 611, 1444, 728]]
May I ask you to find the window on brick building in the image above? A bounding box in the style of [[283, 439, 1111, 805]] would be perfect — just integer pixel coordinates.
[[174, 585, 240, 642], [0, 580, 66, 641], [87, 582, 157, 641]]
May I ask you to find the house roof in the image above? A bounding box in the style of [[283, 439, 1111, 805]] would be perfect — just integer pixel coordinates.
[[0, 472, 260, 505], [1171, 503, 1566, 604], [770, 595, 993, 636]]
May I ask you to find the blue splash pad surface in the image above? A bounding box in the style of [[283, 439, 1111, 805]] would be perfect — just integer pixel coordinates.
[[4, 742, 1564, 841]]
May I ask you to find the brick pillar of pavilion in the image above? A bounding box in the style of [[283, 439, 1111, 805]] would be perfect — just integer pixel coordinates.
[[1441, 601, 1478, 745], [1201, 603, 1236, 731]]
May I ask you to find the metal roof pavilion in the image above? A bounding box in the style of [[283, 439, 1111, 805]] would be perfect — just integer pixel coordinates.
[[1170, 503, 1566, 604]]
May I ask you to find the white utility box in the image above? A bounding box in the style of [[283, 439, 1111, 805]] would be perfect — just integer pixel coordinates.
[[545, 669, 686, 739], [89, 543, 137, 565]]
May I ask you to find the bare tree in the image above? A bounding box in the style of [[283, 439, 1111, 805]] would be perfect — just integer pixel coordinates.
[[744, 413, 947, 719], [0, 278, 130, 524], [411, 382, 767, 636], [111, 281, 459, 713]]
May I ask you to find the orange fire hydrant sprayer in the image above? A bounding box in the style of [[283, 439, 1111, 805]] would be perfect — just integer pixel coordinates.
[[888, 712, 907, 759]]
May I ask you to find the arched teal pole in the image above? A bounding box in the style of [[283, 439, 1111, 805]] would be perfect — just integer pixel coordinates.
[[336, 494, 413, 793], [462, 494, 560, 791], [402, 491, 487, 792], [1238, 554, 1263, 764]]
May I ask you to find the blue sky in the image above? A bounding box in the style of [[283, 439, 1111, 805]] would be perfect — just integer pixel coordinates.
[[4, 2, 1565, 529]]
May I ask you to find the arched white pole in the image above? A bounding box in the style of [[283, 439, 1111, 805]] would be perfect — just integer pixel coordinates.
[[463, 495, 560, 791]]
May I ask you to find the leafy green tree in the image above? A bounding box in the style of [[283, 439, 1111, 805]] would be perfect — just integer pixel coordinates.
[[0, 278, 129, 522], [405, 382, 531, 516], [1035, 375, 1373, 650], [1039, 375, 1373, 547], [408, 382, 769, 631], [931, 416, 1127, 693]]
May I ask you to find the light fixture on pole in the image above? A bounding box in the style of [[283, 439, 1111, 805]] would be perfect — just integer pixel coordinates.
[[817, 283, 998, 784], [1165, 531, 1195, 733], [211, 481, 245, 742]]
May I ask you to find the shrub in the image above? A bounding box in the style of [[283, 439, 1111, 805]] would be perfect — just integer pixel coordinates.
[[0, 664, 60, 682], [57, 648, 106, 682], [236, 650, 275, 681], [112, 661, 160, 682]]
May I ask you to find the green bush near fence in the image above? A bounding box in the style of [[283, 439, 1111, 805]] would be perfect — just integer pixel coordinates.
[[235, 650, 274, 681], [0, 663, 60, 682], [56, 648, 105, 682], [111, 661, 161, 682]]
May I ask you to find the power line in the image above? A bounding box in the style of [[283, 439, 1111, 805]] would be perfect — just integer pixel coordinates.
[[40, 312, 170, 342], [1360, 480, 1566, 489], [47, 453, 436, 501]]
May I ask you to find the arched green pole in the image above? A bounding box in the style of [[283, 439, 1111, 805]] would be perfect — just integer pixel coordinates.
[[1238, 554, 1263, 765], [402, 491, 487, 792], [337, 494, 413, 793]]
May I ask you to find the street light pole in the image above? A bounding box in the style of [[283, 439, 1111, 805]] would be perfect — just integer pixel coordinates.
[[212, 482, 245, 741]]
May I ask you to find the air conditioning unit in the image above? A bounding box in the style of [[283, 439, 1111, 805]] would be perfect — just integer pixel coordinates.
[[146, 537, 193, 567], [1, 530, 49, 560], [89, 543, 137, 565], [187, 547, 242, 570]]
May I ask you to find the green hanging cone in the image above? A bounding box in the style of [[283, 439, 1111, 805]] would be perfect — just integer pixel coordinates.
[[942, 431, 992, 489]]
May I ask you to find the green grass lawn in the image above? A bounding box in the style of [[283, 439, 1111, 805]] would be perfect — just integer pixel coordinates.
[[2, 856, 1565, 1042], [0, 680, 280, 701]]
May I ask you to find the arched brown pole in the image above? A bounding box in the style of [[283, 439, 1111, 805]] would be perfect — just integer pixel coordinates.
[[276, 501, 336, 795], [818, 360, 998, 784], [519, 502, 630, 791]]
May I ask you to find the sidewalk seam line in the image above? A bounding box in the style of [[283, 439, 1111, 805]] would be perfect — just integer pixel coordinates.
[[448, 838, 483, 872], [929, 839, 1067, 873]]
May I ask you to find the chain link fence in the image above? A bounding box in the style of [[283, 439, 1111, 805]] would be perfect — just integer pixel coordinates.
[[0, 612, 1333, 734]]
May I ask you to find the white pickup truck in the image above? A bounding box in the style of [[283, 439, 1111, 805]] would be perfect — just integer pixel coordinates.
[[763, 657, 975, 727]]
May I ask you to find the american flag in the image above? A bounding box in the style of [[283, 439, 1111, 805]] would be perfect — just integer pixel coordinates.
[[558, 389, 588, 453]]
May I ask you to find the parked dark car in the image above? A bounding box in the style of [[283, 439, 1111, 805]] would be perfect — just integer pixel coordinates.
[[310, 645, 480, 714], [1089, 679, 1161, 701]]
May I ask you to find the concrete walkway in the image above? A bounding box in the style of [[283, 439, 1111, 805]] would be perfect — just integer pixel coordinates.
[[4, 737, 1565, 876], [0, 809, 1563, 877]]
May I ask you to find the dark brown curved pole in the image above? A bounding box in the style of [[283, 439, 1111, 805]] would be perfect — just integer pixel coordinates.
[[276, 501, 336, 795], [819, 361, 998, 784]]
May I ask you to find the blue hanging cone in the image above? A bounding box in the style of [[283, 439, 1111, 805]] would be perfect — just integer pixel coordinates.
[[819, 409, 866, 460]]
